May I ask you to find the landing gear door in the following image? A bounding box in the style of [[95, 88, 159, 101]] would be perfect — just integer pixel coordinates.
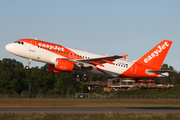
[[130, 63, 137, 74], [29, 41, 36, 52]]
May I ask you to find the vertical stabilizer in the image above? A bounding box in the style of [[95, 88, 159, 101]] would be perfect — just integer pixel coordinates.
[[135, 40, 172, 69]]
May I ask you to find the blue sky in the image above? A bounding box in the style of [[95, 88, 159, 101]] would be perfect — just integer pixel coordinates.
[[1, 0, 180, 71]]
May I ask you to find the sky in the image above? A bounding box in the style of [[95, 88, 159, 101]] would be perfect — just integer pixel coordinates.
[[1, 0, 180, 71]]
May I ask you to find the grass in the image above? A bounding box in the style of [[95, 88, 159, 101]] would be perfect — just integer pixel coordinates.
[[0, 113, 180, 120], [0, 98, 180, 107]]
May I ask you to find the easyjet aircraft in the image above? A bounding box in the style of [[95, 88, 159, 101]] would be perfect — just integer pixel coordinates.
[[5, 39, 172, 82]]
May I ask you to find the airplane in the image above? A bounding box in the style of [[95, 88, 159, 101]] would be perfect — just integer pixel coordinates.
[[5, 39, 172, 82]]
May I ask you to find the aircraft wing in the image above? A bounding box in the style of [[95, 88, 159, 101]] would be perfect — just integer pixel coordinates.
[[73, 55, 128, 67]]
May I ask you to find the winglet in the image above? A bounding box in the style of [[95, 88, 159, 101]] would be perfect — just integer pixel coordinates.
[[122, 54, 128, 60]]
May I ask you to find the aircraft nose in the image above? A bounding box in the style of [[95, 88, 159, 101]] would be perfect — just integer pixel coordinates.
[[5, 43, 14, 52]]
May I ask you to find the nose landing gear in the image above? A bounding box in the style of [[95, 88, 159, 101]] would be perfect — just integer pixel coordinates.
[[25, 59, 31, 70]]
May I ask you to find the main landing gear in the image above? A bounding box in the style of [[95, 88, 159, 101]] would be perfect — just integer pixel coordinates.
[[25, 59, 31, 70], [75, 74, 88, 83]]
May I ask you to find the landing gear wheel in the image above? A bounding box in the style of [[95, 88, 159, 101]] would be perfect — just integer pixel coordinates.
[[25, 59, 31, 70], [25, 66, 29, 70], [82, 76, 88, 82], [75, 77, 81, 83]]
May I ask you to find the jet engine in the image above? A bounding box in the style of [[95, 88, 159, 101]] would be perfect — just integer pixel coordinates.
[[55, 58, 80, 71], [46, 64, 63, 73]]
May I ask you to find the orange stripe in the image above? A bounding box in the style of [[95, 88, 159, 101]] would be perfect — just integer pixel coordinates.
[[95, 67, 109, 76], [102, 59, 114, 65], [18, 39, 84, 60], [89, 61, 104, 67]]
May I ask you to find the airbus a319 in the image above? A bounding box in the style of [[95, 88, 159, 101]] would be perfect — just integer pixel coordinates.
[[5, 39, 172, 82]]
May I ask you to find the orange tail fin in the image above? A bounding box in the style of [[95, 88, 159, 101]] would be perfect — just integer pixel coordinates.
[[135, 40, 173, 69]]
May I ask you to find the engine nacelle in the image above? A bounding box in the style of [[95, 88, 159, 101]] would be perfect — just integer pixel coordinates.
[[55, 58, 78, 71], [46, 64, 63, 73]]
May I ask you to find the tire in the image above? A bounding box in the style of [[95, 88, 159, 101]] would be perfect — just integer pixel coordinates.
[[82, 76, 88, 82], [25, 66, 29, 70], [75, 77, 81, 83]]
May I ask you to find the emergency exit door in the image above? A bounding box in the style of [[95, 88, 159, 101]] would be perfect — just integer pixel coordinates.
[[130, 63, 137, 74]]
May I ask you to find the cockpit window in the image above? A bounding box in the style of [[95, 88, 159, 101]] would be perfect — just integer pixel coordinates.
[[14, 41, 24, 45]]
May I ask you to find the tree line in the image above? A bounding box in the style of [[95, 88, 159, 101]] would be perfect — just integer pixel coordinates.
[[150, 63, 180, 85], [0, 58, 180, 95], [0, 58, 107, 95]]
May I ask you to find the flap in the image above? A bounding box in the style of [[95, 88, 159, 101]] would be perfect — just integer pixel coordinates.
[[74, 55, 128, 67]]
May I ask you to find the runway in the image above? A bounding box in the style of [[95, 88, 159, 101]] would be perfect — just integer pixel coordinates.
[[0, 107, 180, 114]]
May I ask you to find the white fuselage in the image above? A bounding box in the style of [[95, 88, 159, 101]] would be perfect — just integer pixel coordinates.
[[6, 41, 133, 77], [6, 39, 172, 78]]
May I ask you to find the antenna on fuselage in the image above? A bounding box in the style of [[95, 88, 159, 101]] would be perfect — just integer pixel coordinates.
[[35, 38, 37, 40]]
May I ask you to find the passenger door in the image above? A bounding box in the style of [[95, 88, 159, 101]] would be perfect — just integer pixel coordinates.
[[29, 41, 36, 52]]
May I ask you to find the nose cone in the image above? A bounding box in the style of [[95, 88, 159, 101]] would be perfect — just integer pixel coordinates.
[[5, 43, 14, 53]]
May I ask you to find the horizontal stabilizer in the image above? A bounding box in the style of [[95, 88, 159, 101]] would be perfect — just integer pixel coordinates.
[[145, 69, 171, 77], [148, 70, 172, 73]]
